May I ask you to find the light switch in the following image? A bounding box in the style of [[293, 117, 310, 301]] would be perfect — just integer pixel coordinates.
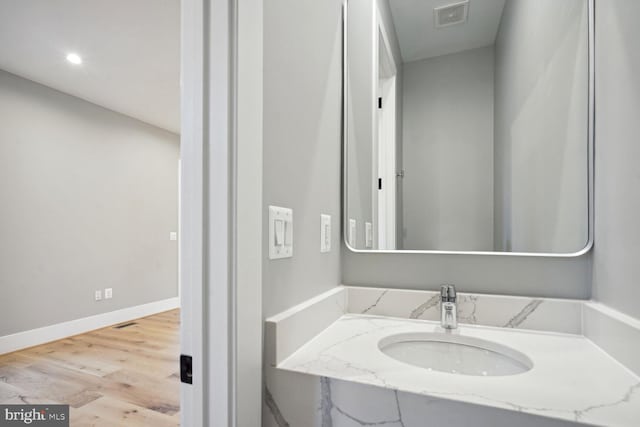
[[169, 231, 178, 241], [274, 219, 285, 245], [348, 219, 357, 247], [320, 214, 331, 253], [269, 205, 293, 259], [365, 222, 373, 248]]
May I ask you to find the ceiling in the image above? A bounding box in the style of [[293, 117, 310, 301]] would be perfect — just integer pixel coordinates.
[[0, 0, 180, 133], [389, 0, 506, 63]]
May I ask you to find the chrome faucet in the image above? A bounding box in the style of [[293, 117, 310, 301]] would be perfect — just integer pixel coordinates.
[[440, 285, 458, 329]]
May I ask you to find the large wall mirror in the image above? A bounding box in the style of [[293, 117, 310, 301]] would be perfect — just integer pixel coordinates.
[[343, 0, 593, 255]]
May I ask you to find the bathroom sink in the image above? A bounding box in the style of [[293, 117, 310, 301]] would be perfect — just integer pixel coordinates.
[[378, 332, 533, 376]]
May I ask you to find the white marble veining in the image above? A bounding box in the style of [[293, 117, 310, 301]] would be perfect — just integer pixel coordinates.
[[348, 286, 583, 334], [265, 286, 640, 426], [318, 376, 580, 427], [278, 314, 640, 426]]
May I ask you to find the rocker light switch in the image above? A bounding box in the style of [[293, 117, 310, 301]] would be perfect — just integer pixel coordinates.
[[320, 214, 331, 253], [365, 222, 373, 248], [274, 219, 285, 245], [269, 206, 293, 259]]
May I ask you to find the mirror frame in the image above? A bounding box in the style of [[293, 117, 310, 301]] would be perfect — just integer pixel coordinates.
[[342, 0, 594, 257]]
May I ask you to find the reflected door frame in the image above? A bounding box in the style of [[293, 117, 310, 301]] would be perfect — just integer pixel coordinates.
[[375, 9, 397, 250]]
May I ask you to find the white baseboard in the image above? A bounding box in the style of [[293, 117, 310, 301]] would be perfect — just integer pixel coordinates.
[[0, 297, 180, 355]]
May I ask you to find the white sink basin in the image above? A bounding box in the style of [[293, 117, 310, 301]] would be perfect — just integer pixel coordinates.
[[379, 332, 533, 376]]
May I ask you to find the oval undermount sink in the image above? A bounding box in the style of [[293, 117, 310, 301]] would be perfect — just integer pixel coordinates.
[[379, 332, 533, 376]]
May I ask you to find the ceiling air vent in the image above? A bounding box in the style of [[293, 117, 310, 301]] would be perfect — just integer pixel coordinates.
[[434, 1, 469, 28]]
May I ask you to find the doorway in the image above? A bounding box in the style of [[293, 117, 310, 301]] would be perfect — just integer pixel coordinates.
[[0, 0, 181, 424]]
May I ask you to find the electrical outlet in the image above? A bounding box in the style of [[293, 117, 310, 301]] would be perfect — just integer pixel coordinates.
[[95, 290, 102, 301], [104, 288, 113, 299]]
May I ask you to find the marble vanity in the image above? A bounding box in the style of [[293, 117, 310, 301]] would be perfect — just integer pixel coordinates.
[[265, 286, 640, 426]]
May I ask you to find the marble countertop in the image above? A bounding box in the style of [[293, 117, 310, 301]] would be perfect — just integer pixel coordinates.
[[278, 314, 640, 426]]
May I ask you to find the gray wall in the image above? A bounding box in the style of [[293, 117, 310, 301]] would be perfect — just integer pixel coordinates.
[[591, 0, 640, 319], [262, 0, 343, 318], [262, 0, 343, 424], [402, 47, 494, 251], [342, 248, 591, 299], [493, 0, 589, 253], [0, 70, 179, 337]]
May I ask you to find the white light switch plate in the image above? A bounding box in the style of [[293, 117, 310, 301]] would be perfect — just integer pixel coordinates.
[[104, 288, 113, 299], [365, 222, 373, 248], [269, 205, 293, 259], [95, 290, 102, 301], [320, 214, 331, 253], [169, 231, 178, 241], [348, 219, 357, 247]]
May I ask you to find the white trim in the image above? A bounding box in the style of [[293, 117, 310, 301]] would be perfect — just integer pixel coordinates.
[[180, 0, 206, 424], [206, 0, 235, 423], [181, 0, 239, 424], [370, 2, 379, 250], [0, 297, 179, 355], [377, 76, 397, 250], [375, 8, 397, 251], [235, 0, 264, 424]]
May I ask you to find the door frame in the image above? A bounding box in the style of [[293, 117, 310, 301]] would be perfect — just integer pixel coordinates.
[[376, 74, 397, 250], [374, 8, 397, 250], [180, 0, 263, 425]]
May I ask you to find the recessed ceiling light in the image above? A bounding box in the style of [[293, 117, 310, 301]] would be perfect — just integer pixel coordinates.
[[66, 53, 82, 65]]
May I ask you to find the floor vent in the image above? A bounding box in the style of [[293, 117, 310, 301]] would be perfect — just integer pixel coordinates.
[[113, 322, 137, 329]]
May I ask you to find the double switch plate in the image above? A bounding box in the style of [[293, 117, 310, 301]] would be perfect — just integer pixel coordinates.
[[269, 206, 333, 259]]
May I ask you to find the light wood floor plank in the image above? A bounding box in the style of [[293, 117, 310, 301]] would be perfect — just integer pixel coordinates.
[[0, 309, 180, 426], [71, 396, 179, 427]]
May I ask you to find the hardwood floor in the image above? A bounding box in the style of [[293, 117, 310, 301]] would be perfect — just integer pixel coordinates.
[[0, 309, 180, 426]]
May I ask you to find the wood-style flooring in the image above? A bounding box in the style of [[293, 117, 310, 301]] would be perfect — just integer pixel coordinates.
[[0, 309, 180, 426]]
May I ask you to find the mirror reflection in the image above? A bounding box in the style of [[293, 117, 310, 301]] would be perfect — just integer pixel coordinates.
[[345, 0, 590, 254]]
